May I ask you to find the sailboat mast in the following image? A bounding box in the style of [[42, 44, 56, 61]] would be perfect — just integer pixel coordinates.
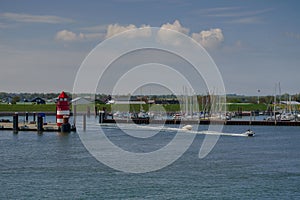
[[274, 83, 277, 122]]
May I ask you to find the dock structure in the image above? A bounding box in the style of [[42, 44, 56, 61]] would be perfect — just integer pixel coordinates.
[[0, 122, 76, 132], [102, 118, 300, 126], [1, 118, 299, 134], [1, 112, 300, 134], [0, 121, 62, 132], [0, 111, 76, 133]]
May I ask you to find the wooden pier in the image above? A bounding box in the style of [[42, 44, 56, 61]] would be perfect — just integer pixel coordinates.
[[0, 112, 76, 133], [0, 122, 60, 132], [0, 122, 76, 132]]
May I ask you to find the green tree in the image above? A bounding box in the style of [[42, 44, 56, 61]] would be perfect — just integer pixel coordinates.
[[11, 96, 20, 104]]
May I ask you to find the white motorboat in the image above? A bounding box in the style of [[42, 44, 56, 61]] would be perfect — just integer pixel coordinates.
[[182, 125, 193, 130], [243, 129, 255, 137], [280, 113, 295, 121]]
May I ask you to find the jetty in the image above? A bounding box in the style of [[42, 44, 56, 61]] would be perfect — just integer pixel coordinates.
[[0, 121, 61, 132], [0, 112, 76, 133]]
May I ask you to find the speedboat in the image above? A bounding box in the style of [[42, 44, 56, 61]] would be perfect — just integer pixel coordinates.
[[243, 129, 255, 137], [182, 124, 193, 131]]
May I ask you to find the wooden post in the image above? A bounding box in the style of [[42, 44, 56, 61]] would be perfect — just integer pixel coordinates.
[[25, 112, 29, 123], [99, 111, 104, 124], [37, 115, 43, 132], [83, 114, 86, 131], [13, 113, 19, 133], [60, 116, 71, 133], [33, 112, 36, 122], [73, 105, 76, 126]]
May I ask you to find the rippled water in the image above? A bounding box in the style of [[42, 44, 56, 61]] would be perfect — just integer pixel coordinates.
[[0, 122, 299, 199]]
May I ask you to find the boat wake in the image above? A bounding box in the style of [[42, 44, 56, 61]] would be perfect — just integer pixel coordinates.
[[99, 124, 255, 137]]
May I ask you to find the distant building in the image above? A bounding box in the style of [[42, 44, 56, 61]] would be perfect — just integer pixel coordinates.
[[2, 96, 12, 104], [31, 97, 46, 104], [71, 97, 92, 105]]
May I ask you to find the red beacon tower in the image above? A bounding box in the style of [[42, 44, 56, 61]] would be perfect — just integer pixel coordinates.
[[56, 91, 70, 126]]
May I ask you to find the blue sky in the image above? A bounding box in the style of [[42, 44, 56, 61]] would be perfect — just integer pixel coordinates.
[[0, 0, 299, 95]]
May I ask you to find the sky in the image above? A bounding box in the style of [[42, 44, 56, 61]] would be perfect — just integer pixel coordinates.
[[0, 0, 300, 95]]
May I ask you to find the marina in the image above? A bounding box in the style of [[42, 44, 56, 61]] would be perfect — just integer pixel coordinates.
[[1, 111, 300, 134], [1, 115, 300, 134]]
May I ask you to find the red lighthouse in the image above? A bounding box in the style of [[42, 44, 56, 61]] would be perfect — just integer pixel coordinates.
[[56, 91, 70, 126]]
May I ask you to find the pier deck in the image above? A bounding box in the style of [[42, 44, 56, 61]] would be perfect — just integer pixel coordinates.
[[0, 122, 76, 132], [0, 122, 60, 132]]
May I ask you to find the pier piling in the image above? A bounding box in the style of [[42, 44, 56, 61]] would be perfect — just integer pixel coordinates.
[[13, 113, 19, 133], [60, 116, 71, 133], [33, 112, 36, 122], [99, 111, 104, 124], [25, 112, 28, 123], [83, 114, 86, 131], [37, 115, 43, 132]]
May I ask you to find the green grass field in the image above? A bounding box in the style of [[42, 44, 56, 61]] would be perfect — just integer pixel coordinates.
[[227, 103, 268, 112]]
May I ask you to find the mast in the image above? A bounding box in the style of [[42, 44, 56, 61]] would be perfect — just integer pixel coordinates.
[[274, 83, 277, 123]]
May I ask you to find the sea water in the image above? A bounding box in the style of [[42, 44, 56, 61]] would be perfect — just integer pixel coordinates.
[[0, 122, 299, 199]]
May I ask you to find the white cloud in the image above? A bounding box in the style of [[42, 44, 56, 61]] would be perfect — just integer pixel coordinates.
[[55, 30, 104, 42], [55, 30, 77, 41], [105, 20, 188, 40], [56, 20, 224, 50], [191, 28, 224, 49], [105, 24, 151, 38], [160, 20, 189, 35], [106, 24, 136, 38], [157, 20, 190, 46], [0, 12, 73, 24], [158, 21, 224, 49]]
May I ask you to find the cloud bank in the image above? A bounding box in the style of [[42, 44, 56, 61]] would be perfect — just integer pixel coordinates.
[[55, 20, 224, 49], [55, 30, 104, 42], [106, 24, 151, 38], [160, 20, 189, 35], [191, 28, 224, 49]]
